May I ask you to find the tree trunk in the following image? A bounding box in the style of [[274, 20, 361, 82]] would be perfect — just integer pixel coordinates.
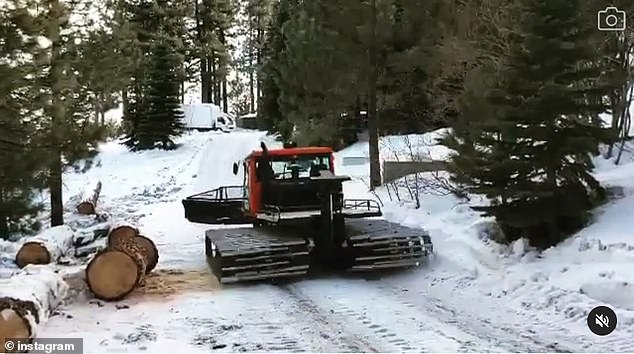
[[207, 58, 214, 103], [197, 0, 209, 104], [14, 225, 75, 268], [181, 80, 185, 103], [93, 96, 100, 124], [249, 24, 255, 113], [75, 181, 102, 215], [49, 152, 64, 227], [0, 188, 7, 238], [222, 79, 228, 113], [86, 235, 158, 301], [122, 89, 129, 119], [97, 92, 106, 126], [49, 0, 65, 227], [211, 52, 219, 105], [0, 266, 68, 348], [368, 0, 381, 188], [256, 12, 263, 104], [219, 28, 229, 113]]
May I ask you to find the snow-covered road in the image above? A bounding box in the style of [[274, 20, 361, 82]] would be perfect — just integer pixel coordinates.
[[20, 129, 634, 352]]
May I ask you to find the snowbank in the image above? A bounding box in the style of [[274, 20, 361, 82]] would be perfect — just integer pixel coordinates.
[[336, 129, 634, 340]]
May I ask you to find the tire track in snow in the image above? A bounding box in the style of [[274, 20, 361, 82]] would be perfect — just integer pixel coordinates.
[[277, 284, 380, 352], [54, 282, 373, 352], [286, 279, 518, 352], [370, 279, 575, 352], [377, 272, 634, 352], [173, 283, 379, 352]]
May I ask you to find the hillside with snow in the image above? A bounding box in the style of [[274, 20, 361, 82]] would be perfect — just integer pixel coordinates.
[[1, 128, 633, 352]]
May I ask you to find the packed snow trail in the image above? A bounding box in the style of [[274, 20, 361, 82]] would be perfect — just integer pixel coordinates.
[[29, 130, 634, 352]]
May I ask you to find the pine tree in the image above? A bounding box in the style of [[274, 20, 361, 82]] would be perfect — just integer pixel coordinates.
[[258, 0, 293, 135], [0, 5, 46, 238], [445, 0, 617, 248], [135, 40, 185, 150], [197, 0, 235, 107], [0, 0, 103, 229], [123, 0, 186, 150], [38, 0, 105, 226]]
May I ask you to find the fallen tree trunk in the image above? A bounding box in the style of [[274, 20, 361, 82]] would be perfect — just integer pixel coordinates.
[[15, 225, 75, 268], [0, 266, 68, 350], [86, 235, 156, 301], [107, 223, 139, 245], [75, 181, 102, 215]]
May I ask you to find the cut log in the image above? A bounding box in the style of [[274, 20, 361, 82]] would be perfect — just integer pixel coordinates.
[[0, 300, 31, 352], [107, 222, 139, 246], [86, 236, 148, 301], [135, 235, 159, 274], [75, 181, 102, 215], [0, 265, 68, 349], [15, 225, 75, 268]]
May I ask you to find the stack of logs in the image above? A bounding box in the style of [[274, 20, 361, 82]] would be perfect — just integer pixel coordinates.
[[1, 181, 161, 351], [1, 225, 160, 351], [86, 224, 159, 301]]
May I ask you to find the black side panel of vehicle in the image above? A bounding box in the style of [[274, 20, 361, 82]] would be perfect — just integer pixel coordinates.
[[182, 186, 252, 224]]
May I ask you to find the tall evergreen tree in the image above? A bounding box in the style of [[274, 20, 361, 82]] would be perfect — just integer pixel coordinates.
[[196, 0, 234, 107], [133, 40, 185, 150], [258, 0, 294, 135], [259, 0, 445, 153], [40, 0, 105, 226], [123, 0, 186, 150], [0, 0, 105, 228], [0, 4, 47, 238], [444, 0, 617, 248]]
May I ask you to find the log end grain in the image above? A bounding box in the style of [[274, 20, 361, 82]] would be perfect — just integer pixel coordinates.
[[15, 243, 50, 269], [85, 250, 142, 301], [135, 235, 159, 274], [76, 202, 96, 215], [107, 225, 138, 245], [0, 308, 30, 352]]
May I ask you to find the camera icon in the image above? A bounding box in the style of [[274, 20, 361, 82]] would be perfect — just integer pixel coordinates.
[[597, 6, 626, 31]]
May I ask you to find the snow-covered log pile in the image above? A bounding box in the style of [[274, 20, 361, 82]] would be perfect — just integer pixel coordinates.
[[71, 215, 114, 258], [12, 214, 116, 268], [86, 224, 159, 301], [75, 180, 102, 215], [0, 265, 68, 349]]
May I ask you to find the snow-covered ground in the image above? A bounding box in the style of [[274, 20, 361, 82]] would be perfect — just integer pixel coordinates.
[[2, 129, 634, 352]]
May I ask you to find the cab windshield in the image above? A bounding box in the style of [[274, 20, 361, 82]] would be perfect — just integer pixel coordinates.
[[268, 155, 331, 180]]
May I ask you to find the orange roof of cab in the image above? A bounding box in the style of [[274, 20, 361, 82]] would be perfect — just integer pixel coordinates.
[[249, 146, 333, 158]]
